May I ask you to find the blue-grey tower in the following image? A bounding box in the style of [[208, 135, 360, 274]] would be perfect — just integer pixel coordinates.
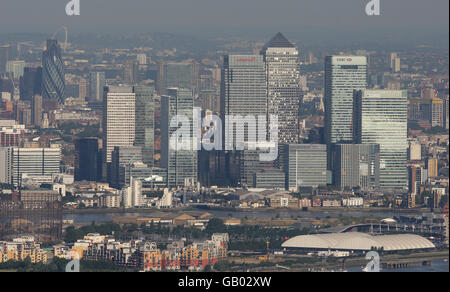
[[42, 39, 65, 103]]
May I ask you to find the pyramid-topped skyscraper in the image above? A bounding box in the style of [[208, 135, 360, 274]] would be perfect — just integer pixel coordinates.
[[263, 32, 296, 49], [261, 33, 300, 145]]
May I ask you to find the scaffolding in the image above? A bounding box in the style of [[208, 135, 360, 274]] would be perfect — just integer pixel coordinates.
[[0, 191, 62, 242]]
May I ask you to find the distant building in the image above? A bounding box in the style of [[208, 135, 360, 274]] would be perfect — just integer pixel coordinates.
[[0, 45, 9, 73], [123, 59, 139, 84], [6, 60, 25, 79], [89, 71, 105, 101], [431, 98, 444, 127], [408, 141, 422, 161], [390, 53, 401, 73], [31, 94, 42, 127], [157, 61, 198, 96], [427, 158, 439, 178], [0, 147, 12, 184]]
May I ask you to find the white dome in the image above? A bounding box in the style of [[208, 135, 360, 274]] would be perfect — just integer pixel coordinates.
[[282, 232, 435, 251]]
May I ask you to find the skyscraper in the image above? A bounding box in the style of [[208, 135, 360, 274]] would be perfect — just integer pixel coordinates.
[[157, 61, 197, 96], [261, 33, 300, 144], [89, 71, 105, 101], [332, 144, 380, 191], [42, 39, 65, 103], [102, 86, 136, 176], [220, 55, 267, 184], [134, 85, 155, 167], [325, 56, 367, 144], [0, 45, 9, 73], [20, 67, 42, 101], [123, 59, 139, 84], [75, 138, 99, 182], [0, 147, 12, 185], [353, 90, 408, 191], [6, 60, 25, 79], [161, 88, 197, 188], [31, 94, 42, 127], [220, 55, 267, 146]]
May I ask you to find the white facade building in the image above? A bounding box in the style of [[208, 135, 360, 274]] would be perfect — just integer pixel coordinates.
[[103, 86, 136, 172]]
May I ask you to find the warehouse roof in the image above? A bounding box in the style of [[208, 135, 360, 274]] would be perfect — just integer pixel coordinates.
[[282, 232, 435, 251]]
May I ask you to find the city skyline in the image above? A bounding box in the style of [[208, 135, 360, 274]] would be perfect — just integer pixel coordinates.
[[0, 0, 448, 274]]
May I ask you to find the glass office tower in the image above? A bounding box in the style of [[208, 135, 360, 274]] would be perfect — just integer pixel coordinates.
[[353, 90, 408, 191], [161, 88, 197, 188], [42, 39, 65, 103], [134, 85, 155, 167], [325, 56, 367, 144]]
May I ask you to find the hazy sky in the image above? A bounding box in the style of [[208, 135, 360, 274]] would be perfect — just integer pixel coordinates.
[[0, 0, 448, 37]]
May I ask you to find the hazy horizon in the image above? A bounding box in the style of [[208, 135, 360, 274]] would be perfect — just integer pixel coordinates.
[[0, 0, 448, 40]]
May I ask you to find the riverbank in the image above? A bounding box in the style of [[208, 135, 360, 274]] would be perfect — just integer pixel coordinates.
[[63, 206, 435, 215], [230, 249, 449, 272]]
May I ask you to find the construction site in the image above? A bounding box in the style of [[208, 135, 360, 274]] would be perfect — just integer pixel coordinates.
[[0, 190, 63, 242]]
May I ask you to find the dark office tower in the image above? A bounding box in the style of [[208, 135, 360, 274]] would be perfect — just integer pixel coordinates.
[[0, 45, 9, 73], [31, 95, 43, 127], [123, 60, 139, 84], [89, 71, 106, 101], [324, 56, 367, 144], [161, 88, 197, 188], [20, 67, 42, 101], [42, 39, 65, 103], [75, 138, 99, 182], [133, 85, 155, 167], [261, 33, 300, 144], [0, 78, 14, 97]]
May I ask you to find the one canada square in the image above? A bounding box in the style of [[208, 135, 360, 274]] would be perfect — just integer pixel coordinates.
[[261, 33, 300, 144]]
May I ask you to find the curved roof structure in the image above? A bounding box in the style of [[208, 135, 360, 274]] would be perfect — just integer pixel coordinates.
[[282, 232, 435, 251]]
